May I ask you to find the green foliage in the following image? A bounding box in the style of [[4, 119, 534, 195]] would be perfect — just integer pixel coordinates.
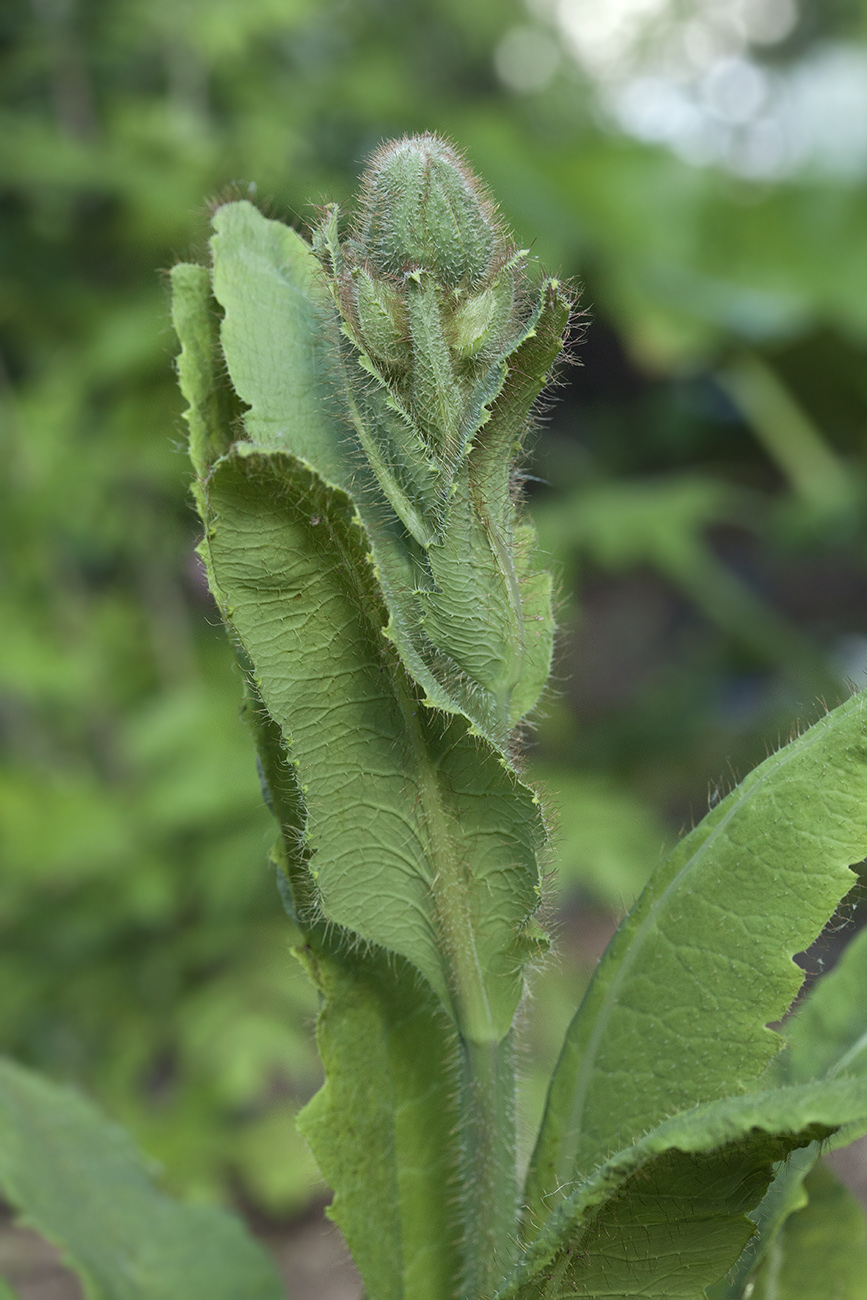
[[5, 0, 867, 1274], [749, 1164, 867, 1300], [0, 1058, 284, 1300], [503, 1080, 867, 1300], [524, 692, 867, 1225], [163, 136, 867, 1299]]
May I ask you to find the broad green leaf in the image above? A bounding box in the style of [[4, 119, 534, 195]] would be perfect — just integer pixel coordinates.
[[0, 1058, 284, 1300], [294, 940, 463, 1300], [256, 693, 465, 1300], [750, 1163, 867, 1300], [0, 1280, 21, 1300], [525, 693, 867, 1226], [502, 1079, 867, 1300], [203, 447, 544, 1041]]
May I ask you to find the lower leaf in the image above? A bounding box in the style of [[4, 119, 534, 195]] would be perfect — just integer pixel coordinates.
[[0, 1058, 284, 1300]]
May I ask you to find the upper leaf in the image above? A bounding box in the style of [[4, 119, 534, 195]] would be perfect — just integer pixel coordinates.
[[525, 693, 867, 1226], [207, 191, 564, 745]]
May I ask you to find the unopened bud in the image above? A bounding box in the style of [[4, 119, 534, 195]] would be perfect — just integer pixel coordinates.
[[354, 134, 504, 290]]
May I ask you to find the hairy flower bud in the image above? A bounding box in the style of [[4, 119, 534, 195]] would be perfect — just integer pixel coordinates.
[[353, 134, 504, 290]]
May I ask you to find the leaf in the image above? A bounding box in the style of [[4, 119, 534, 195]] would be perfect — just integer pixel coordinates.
[[207, 201, 559, 743], [414, 277, 565, 734], [206, 203, 471, 727], [750, 1163, 867, 1300], [704, 1146, 816, 1300], [169, 261, 234, 483], [525, 693, 867, 1226], [502, 1079, 867, 1300], [0, 1058, 285, 1300], [294, 938, 463, 1300], [203, 447, 544, 1041]]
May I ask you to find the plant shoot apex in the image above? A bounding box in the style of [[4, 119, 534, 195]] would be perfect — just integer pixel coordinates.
[[353, 132, 504, 290]]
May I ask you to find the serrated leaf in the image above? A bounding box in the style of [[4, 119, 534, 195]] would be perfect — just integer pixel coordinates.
[[750, 1163, 867, 1300], [0, 1058, 284, 1300], [503, 1079, 867, 1300], [203, 447, 543, 1041], [525, 694, 867, 1226]]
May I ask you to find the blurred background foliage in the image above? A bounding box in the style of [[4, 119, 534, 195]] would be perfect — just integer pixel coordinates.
[[3, 0, 867, 1222]]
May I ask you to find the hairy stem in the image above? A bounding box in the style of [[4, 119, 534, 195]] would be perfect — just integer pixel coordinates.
[[459, 1033, 517, 1298]]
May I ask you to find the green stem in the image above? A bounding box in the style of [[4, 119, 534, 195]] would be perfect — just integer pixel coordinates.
[[718, 353, 851, 512], [458, 1032, 517, 1299]]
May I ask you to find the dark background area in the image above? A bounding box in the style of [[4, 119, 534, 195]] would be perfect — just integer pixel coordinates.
[[3, 0, 867, 1274]]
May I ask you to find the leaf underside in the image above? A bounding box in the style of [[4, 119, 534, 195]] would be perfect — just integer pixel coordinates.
[[208, 200, 559, 748], [293, 940, 463, 1300], [203, 448, 544, 1041]]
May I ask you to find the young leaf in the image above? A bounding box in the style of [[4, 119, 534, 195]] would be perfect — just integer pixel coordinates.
[[207, 186, 564, 746], [0, 1058, 284, 1300], [525, 693, 867, 1227], [750, 1162, 867, 1300], [503, 1078, 867, 1300]]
